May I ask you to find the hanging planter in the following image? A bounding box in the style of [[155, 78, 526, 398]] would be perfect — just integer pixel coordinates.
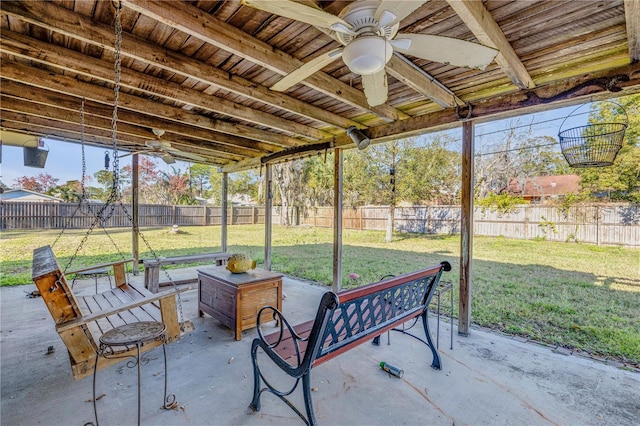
[[557, 102, 627, 168], [23, 140, 49, 168]]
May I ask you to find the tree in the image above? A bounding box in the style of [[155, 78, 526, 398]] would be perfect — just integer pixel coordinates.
[[273, 161, 306, 225], [13, 173, 59, 193], [576, 94, 640, 202], [156, 166, 194, 205], [189, 164, 214, 199], [120, 156, 161, 203]]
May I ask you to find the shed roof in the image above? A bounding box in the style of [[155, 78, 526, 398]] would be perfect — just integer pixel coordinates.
[[0, 189, 62, 202], [1, 0, 639, 170]]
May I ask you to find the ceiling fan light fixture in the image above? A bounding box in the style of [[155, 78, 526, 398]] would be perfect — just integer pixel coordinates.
[[342, 36, 392, 75], [347, 126, 370, 150]]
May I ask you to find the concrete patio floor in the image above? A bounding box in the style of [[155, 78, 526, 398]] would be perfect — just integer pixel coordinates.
[[1, 268, 638, 426]]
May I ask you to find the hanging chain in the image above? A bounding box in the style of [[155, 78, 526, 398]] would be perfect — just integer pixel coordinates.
[[80, 98, 87, 201], [109, 0, 122, 204]]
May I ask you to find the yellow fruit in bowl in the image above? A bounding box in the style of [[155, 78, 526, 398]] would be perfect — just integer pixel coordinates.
[[226, 253, 257, 274]]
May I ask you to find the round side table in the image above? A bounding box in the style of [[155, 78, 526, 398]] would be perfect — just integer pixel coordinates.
[[92, 321, 174, 426]]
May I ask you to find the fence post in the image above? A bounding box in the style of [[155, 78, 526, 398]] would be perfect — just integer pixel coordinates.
[[524, 206, 529, 240], [596, 205, 600, 246], [203, 205, 207, 226]]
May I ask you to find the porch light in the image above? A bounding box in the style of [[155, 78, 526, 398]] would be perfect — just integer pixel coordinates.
[[347, 126, 370, 150]]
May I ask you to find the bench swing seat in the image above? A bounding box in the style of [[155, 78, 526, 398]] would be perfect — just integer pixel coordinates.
[[32, 245, 193, 381]]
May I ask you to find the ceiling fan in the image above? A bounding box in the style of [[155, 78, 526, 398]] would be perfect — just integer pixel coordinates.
[[242, 0, 499, 106], [120, 129, 206, 164]]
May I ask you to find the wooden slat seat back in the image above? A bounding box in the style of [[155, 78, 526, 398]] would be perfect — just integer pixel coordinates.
[[32, 245, 189, 381]]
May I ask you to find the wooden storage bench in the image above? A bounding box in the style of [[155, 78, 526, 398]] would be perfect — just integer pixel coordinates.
[[249, 261, 451, 425]]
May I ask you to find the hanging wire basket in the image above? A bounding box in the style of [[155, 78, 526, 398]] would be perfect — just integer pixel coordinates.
[[557, 102, 627, 167]]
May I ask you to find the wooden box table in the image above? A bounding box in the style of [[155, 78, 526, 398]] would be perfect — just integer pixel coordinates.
[[198, 266, 283, 340]]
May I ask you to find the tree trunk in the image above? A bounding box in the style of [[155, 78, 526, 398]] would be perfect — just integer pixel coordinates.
[[385, 204, 394, 242]]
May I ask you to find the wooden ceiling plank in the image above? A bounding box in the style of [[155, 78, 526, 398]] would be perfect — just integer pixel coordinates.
[[121, 0, 408, 122], [1, 59, 303, 149], [0, 1, 360, 131], [0, 94, 259, 159], [624, 0, 640, 62], [0, 30, 331, 141], [0, 79, 280, 154], [446, 0, 536, 90]]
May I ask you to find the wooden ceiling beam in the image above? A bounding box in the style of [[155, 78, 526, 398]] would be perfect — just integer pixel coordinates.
[[0, 1, 361, 132], [367, 63, 640, 143], [0, 95, 259, 159], [386, 55, 465, 108], [0, 112, 234, 165], [625, 0, 640, 63], [221, 62, 640, 172], [0, 80, 280, 155], [121, 0, 408, 122], [446, 0, 536, 90], [1, 60, 302, 149], [0, 30, 329, 141]]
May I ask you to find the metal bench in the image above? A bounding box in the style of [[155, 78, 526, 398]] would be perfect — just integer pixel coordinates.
[[249, 261, 451, 425], [142, 252, 230, 293]]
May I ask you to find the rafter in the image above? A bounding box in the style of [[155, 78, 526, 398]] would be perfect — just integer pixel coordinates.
[[0, 80, 281, 156], [0, 95, 260, 159], [446, 0, 536, 90], [386, 55, 465, 108], [0, 31, 331, 141], [0, 1, 363, 132], [1, 61, 303, 148], [625, 0, 640, 62], [121, 0, 408, 122]]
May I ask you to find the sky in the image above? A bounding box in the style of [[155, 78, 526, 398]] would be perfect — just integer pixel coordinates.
[[1, 104, 587, 187]]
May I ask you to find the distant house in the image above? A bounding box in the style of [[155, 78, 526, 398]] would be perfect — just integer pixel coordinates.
[[0, 189, 62, 203], [507, 175, 580, 204]]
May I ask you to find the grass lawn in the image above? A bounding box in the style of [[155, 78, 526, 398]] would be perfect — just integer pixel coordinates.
[[2, 225, 638, 366]]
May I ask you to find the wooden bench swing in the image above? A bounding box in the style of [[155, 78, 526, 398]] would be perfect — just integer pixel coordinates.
[[32, 245, 193, 381]]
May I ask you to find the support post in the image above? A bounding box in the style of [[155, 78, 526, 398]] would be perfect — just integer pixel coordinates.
[[459, 121, 475, 336], [221, 171, 228, 253], [264, 164, 273, 271], [332, 149, 343, 293], [131, 153, 139, 275]]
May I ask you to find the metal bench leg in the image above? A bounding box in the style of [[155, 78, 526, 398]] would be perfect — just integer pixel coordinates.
[[421, 312, 441, 370], [249, 341, 262, 412], [302, 373, 316, 426]]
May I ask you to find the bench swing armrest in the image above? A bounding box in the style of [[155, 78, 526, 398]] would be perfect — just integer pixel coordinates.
[[55, 287, 190, 333], [256, 305, 308, 368]]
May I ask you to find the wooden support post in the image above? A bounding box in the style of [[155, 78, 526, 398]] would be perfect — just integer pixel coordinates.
[[131, 153, 139, 275], [459, 120, 475, 336], [333, 148, 343, 293], [264, 164, 273, 271], [221, 171, 228, 253]]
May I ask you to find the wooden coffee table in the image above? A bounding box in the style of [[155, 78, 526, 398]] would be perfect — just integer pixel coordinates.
[[197, 266, 283, 340]]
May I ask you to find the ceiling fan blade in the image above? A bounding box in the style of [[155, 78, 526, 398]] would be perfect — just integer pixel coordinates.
[[118, 150, 147, 158], [165, 148, 206, 163], [160, 153, 176, 164], [394, 34, 499, 70], [361, 70, 388, 107], [271, 48, 343, 92], [375, 0, 428, 27], [242, 0, 351, 30]]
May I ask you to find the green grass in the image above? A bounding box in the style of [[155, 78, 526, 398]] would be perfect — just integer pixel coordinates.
[[2, 225, 639, 365]]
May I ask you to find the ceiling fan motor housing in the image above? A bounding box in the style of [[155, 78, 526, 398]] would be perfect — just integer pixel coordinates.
[[337, 1, 399, 75]]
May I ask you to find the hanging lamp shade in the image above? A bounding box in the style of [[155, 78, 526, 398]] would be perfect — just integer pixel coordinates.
[[557, 102, 627, 168]]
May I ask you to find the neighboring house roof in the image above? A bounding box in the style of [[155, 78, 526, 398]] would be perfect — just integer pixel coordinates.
[[0, 189, 63, 202], [507, 175, 581, 198]]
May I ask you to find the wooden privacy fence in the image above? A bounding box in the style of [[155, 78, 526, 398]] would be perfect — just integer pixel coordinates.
[[2, 202, 638, 247], [0, 202, 265, 229]]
